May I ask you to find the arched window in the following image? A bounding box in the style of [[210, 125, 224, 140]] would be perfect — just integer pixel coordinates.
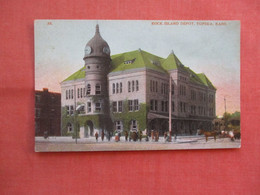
[[87, 84, 91, 95]]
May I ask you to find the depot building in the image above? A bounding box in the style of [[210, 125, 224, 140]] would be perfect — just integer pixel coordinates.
[[60, 25, 216, 138]]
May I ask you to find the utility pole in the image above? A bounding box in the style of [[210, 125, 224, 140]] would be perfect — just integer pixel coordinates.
[[168, 76, 172, 142], [224, 96, 227, 113]]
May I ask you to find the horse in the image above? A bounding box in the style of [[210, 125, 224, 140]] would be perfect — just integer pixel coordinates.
[[198, 129, 217, 142], [233, 130, 241, 140]]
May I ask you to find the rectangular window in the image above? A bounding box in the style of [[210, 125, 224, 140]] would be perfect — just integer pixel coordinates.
[[116, 121, 122, 130], [154, 100, 158, 111], [161, 101, 164, 112], [116, 83, 119, 93], [150, 99, 154, 111], [132, 120, 137, 130], [172, 101, 175, 112], [71, 89, 74, 99], [66, 106, 69, 115], [120, 82, 122, 93], [80, 88, 83, 98], [152, 81, 155, 92], [87, 84, 91, 95], [150, 80, 153, 92], [165, 101, 168, 112], [134, 99, 139, 111], [128, 100, 133, 111], [112, 101, 117, 112], [136, 80, 139, 91], [118, 101, 123, 112], [128, 81, 131, 92], [83, 88, 85, 97], [112, 83, 115, 94], [87, 102, 91, 113], [77, 88, 80, 98], [95, 84, 101, 95], [155, 81, 158, 92], [180, 102, 183, 112], [66, 90, 68, 100], [95, 103, 101, 112], [161, 83, 163, 94], [70, 105, 74, 115], [132, 80, 135, 92]]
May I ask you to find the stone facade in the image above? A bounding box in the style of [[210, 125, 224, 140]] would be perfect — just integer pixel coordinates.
[[60, 25, 216, 138]]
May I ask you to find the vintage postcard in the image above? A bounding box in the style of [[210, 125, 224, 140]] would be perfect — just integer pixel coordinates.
[[34, 20, 240, 152]]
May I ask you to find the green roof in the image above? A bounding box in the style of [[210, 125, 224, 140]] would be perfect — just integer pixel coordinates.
[[62, 50, 215, 90], [197, 73, 216, 89], [161, 53, 184, 71], [62, 67, 85, 82], [110, 50, 166, 73]]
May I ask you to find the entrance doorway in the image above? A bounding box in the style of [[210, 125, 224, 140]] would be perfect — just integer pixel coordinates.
[[85, 120, 94, 137]]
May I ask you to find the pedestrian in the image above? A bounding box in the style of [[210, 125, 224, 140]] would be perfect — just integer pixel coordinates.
[[107, 131, 111, 141], [125, 131, 128, 141], [139, 130, 142, 142], [133, 131, 137, 141], [155, 131, 159, 142], [118, 131, 121, 141], [164, 131, 167, 140], [101, 130, 104, 141], [95, 132, 99, 142], [145, 131, 149, 142], [129, 131, 132, 142], [151, 130, 154, 141]]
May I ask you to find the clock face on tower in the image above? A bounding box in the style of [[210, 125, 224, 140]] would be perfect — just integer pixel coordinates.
[[85, 46, 92, 55], [103, 46, 110, 55]]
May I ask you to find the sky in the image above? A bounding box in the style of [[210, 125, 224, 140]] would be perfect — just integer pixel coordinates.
[[35, 20, 240, 116]]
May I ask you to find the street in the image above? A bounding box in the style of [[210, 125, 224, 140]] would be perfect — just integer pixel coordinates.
[[35, 135, 241, 152]]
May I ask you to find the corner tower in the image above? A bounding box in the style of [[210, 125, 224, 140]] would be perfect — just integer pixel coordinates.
[[83, 24, 111, 134]]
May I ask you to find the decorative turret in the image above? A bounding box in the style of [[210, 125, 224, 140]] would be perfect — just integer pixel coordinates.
[[83, 24, 111, 60]]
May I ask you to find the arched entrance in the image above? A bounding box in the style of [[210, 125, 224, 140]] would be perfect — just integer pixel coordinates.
[[84, 120, 94, 137]]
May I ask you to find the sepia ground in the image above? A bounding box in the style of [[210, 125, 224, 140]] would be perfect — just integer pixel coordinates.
[[35, 135, 241, 152]]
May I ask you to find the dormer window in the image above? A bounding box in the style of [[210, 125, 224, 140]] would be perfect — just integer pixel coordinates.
[[151, 60, 160, 66], [124, 58, 136, 64]]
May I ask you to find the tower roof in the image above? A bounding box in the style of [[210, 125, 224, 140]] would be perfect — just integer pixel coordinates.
[[84, 24, 110, 59]]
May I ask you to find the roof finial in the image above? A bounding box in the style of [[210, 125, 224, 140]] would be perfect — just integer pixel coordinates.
[[171, 50, 174, 54], [96, 24, 100, 34], [138, 48, 142, 52]]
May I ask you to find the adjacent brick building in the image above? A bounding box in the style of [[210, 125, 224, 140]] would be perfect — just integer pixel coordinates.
[[35, 88, 61, 136], [61, 25, 216, 137]]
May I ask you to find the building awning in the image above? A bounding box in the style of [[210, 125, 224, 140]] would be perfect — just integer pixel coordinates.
[[148, 113, 173, 120], [147, 112, 213, 122]]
